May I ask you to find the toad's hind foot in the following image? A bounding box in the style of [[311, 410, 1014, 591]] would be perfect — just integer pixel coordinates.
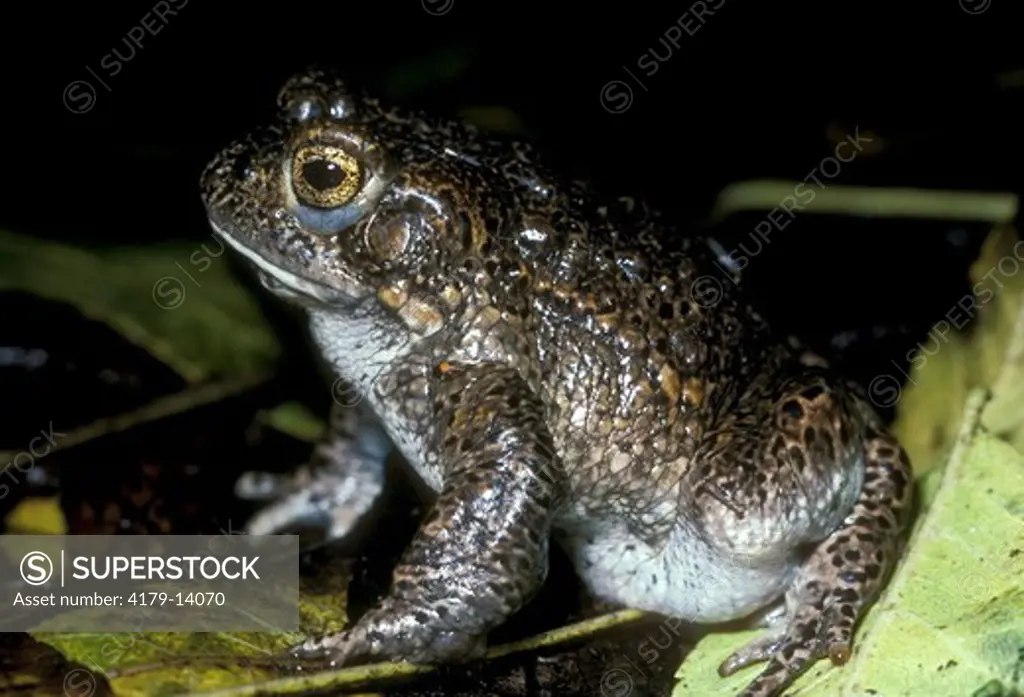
[[720, 582, 853, 696], [727, 426, 913, 697]]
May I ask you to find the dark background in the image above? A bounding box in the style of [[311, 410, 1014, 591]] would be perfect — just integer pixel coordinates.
[[0, 2, 1021, 690], [11, 0, 1024, 405]]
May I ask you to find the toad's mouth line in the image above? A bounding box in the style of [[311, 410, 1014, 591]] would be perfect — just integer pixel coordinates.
[[209, 219, 365, 304]]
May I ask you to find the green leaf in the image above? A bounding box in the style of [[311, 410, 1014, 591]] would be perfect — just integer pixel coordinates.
[[0, 229, 281, 383], [380, 47, 474, 100], [260, 402, 327, 444], [458, 106, 527, 135], [37, 631, 299, 696]]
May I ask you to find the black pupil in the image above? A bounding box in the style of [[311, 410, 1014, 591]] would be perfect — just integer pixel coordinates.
[[302, 159, 345, 191]]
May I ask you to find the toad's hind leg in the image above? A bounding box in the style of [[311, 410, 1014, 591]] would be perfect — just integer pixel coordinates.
[[717, 381, 914, 697]]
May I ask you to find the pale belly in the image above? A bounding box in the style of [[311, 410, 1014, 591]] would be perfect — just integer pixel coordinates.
[[556, 514, 793, 623]]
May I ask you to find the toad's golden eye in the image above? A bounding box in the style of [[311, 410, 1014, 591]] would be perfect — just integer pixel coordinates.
[[291, 145, 363, 209]]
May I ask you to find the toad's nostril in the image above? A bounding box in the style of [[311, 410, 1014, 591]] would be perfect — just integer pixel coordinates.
[[231, 152, 254, 182]]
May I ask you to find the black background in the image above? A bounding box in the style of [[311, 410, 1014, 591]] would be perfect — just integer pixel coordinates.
[[10, 0, 1024, 400], [1, 4, 1020, 688]]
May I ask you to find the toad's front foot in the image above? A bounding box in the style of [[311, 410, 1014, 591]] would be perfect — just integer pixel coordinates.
[[241, 403, 388, 542], [290, 599, 487, 666]]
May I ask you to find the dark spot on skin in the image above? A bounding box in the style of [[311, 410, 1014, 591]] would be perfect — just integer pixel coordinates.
[[891, 470, 909, 491], [804, 426, 817, 445], [843, 550, 861, 563], [801, 385, 825, 401], [659, 303, 674, 319], [459, 212, 473, 251], [839, 420, 851, 444], [788, 446, 807, 472], [865, 563, 881, 579], [782, 400, 804, 419]]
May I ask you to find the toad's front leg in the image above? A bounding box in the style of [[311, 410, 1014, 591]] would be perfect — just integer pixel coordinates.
[[293, 362, 568, 665], [238, 400, 388, 543]]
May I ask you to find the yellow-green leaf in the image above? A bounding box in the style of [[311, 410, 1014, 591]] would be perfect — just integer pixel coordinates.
[[30, 560, 348, 696], [4, 496, 66, 535], [893, 224, 1024, 475]]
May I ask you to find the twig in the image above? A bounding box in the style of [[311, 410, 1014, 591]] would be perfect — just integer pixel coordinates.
[[190, 609, 648, 696], [0, 373, 274, 463], [711, 182, 1019, 223]]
